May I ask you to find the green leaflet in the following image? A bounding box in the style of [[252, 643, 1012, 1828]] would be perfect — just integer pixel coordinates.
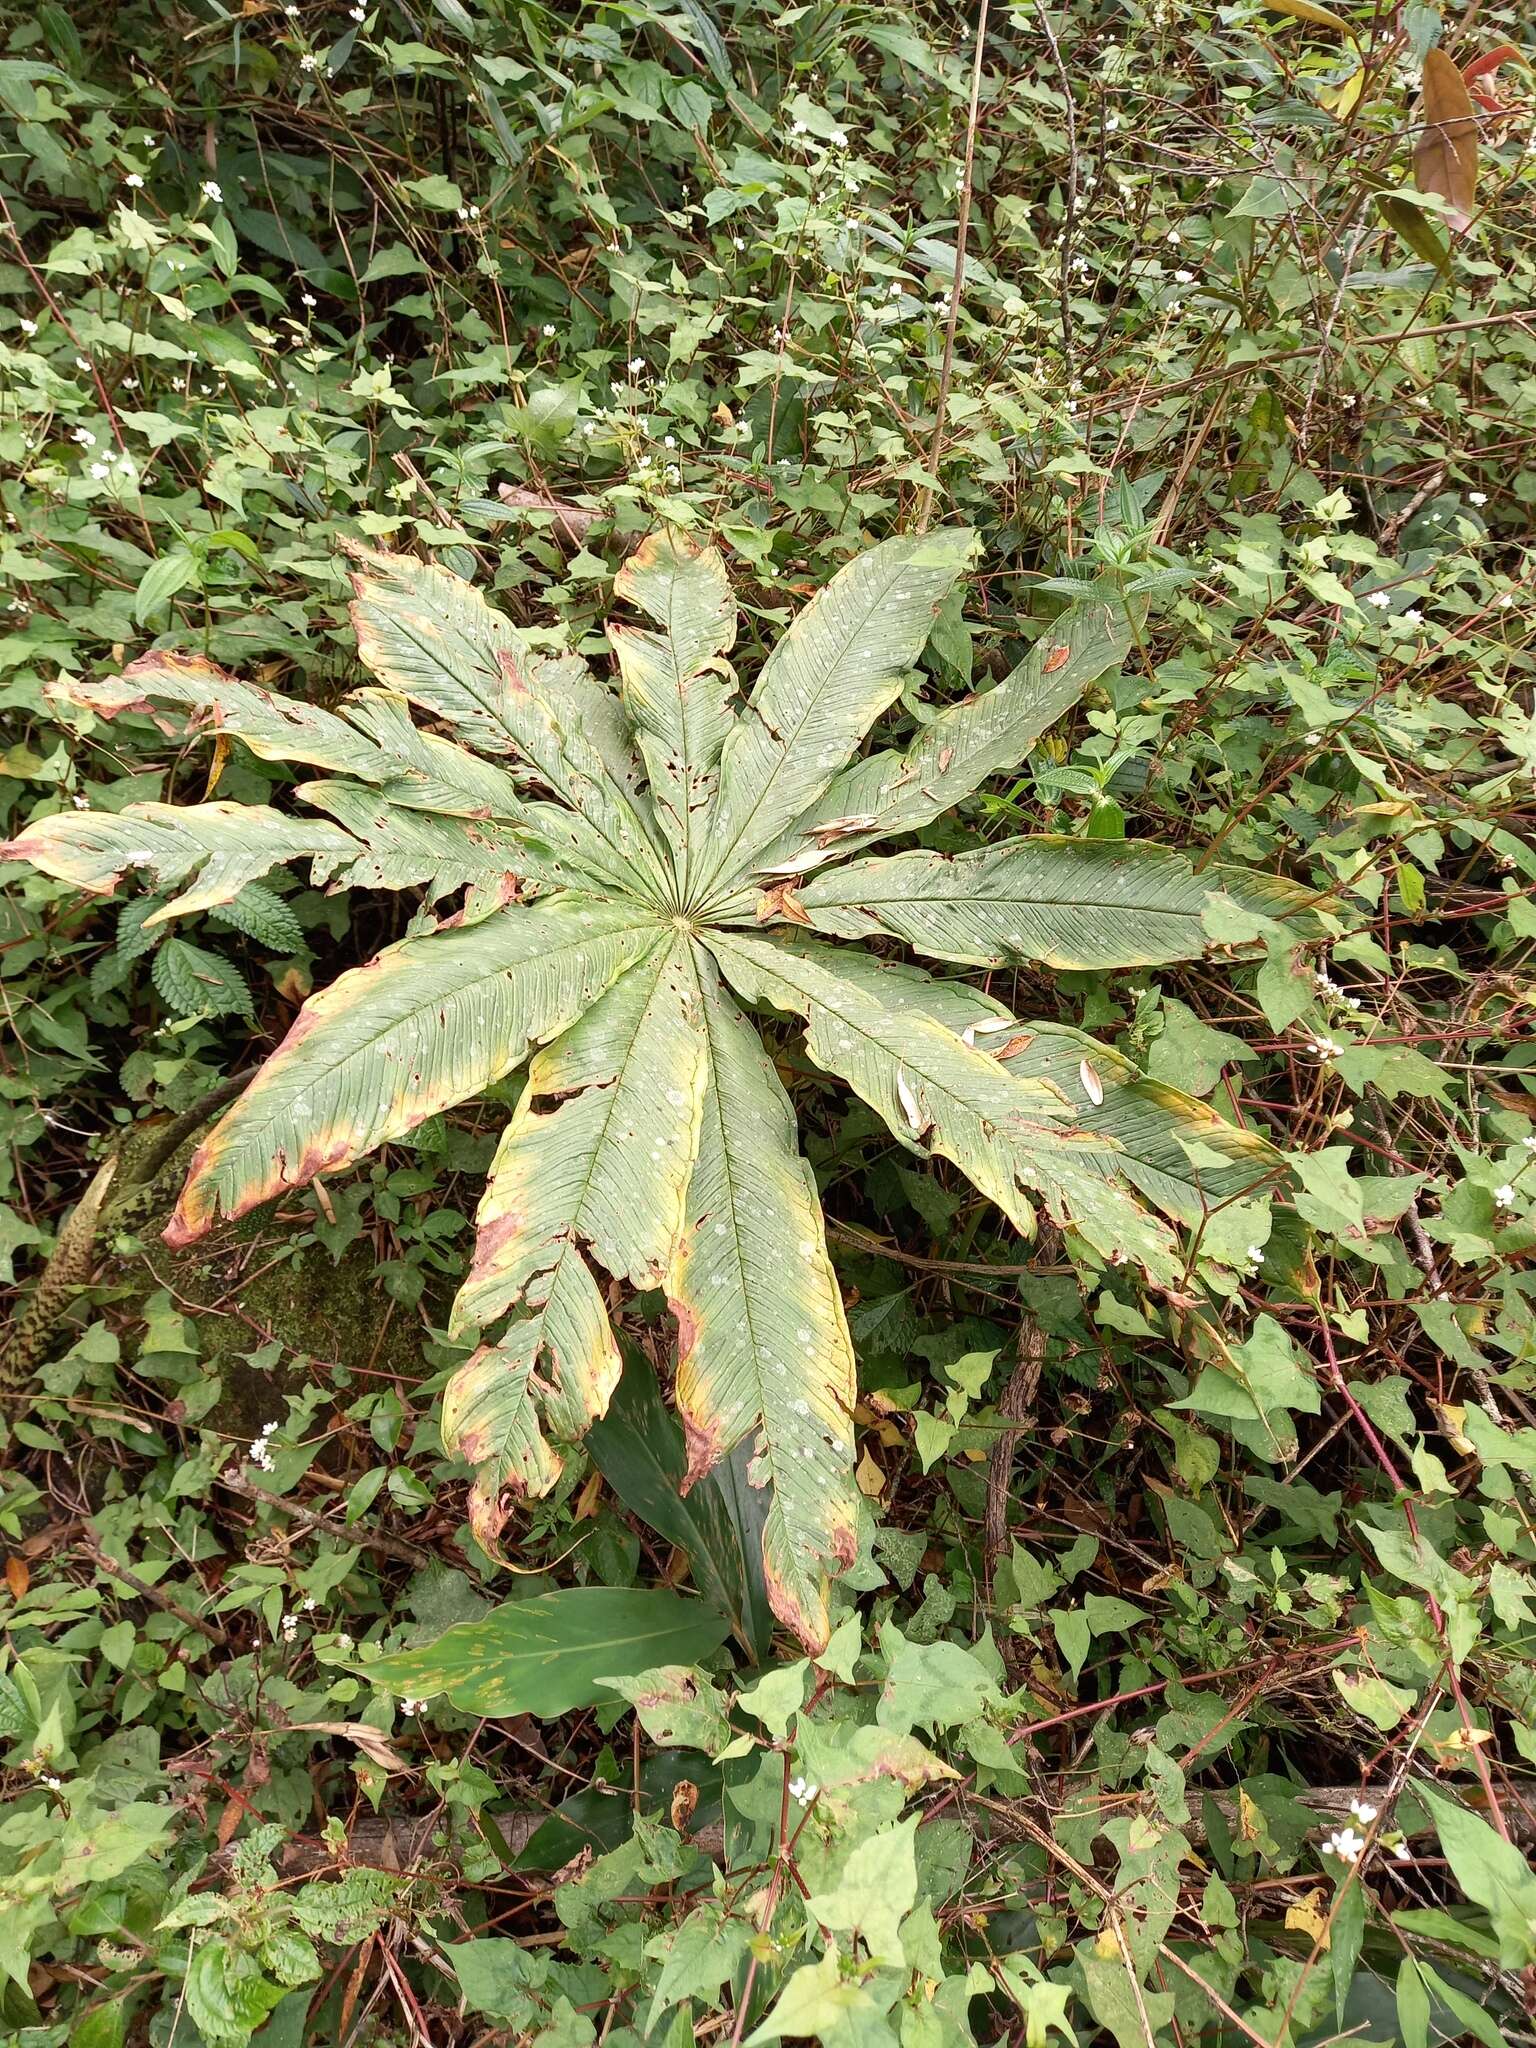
[[10, 528, 1324, 1651], [49, 648, 393, 779], [748, 569, 1137, 879], [359, 1588, 732, 1716], [709, 930, 1185, 1283], [2, 800, 355, 924], [783, 834, 1325, 969], [442, 932, 709, 1549], [668, 947, 859, 1649], [609, 526, 738, 892], [693, 528, 975, 903], [346, 543, 673, 902], [167, 896, 660, 1243]]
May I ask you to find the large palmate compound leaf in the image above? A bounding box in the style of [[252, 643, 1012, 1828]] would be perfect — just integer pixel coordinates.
[[779, 835, 1323, 969], [667, 949, 858, 1647], [166, 896, 659, 1243], [692, 529, 976, 904], [442, 932, 708, 1545], [10, 523, 1324, 1651], [609, 527, 737, 891], [749, 568, 1139, 880]]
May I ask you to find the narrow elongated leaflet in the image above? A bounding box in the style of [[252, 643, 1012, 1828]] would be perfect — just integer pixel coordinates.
[[694, 529, 974, 901], [167, 896, 659, 1243]]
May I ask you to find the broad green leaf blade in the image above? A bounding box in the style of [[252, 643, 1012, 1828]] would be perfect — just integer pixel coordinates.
[[709, 930, 1184, 1282], [442, 935, 709, 1545], [694, 528, 974, 903], [587, 1343, 774, 1663], [346, 544, 672, 901], [359, 1587, 731, 1717], [609, 527, 738, 890], [166, 896, 660, 1244], [750, 570, 1137, 879], [49, 649, 391, 778], [668, 947, 858, 1650], [3, 801, 355, 924], [781, 835, 1324, 969]]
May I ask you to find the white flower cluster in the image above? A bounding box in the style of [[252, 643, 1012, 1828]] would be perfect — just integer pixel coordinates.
[[1306, 1034, 1344, 1061], [248, 1419, 281, 1472], [1323, 1795, 1412, 1864], [1314, 967, 1366, 1015], [787, 1773, 819, 1807], [1495, 1184, 1517, 1209], [399, 1697, 422, 1717]]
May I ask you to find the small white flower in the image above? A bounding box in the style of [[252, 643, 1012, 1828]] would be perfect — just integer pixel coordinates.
[[42, 1773, 64, 1791], [1495, 1184, 1517, 1208], [71, 427, 96, 446], [74, 355, 91, 372], [663, 434, 675, 448], [88, 461, 109, 479], [1348, 1797, 1379, 1824], [1469, 491, 1487, 506], [888, 280, 902, 297], [399, 1697, 420, 1717], [581, 420, 596, 436], [125, 173, 144, 189], [541, 322, 556, 336], [300, 51, 317, 69], [628, 356, 645, 373], [831, 131, 848, 147], [1522, 1135, 1536, 1153], [1246, 1245, 1265, 1267], [335, 1631, 353, 1651], [1174, 268, 1193, 283], [1393, 1839, 1412, 1862], [1367, 589, 1392, 608], [1304, 731, 1323, 746], [285, 2, 299, 11], [1323, 1826, 1365, 1863], [1166, 229, 1180, 245], [301, 292, 317, 308], [280, 1613, 299, 1640], [349, 2, 365, 15], [1498, 592, 1514, 608], [201, 180, 222, 204], [301, 1595, 318, 1611], [19, 316, 37, 335], [1400, 609, 1424, 626], [791, 120, 807, 136], [1307, 1035, 1343, 1061]]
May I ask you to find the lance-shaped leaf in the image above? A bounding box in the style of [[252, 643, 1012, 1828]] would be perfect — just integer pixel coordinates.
[[780, 835, 1324, 970], [442, 936, 709, 1543], [708, 930, 1183, 1282], [609, 527, 738, 889], [166, 896, 660, 1244], [50, 650, 391, 779], [792, 953, 1276, 1231], [1415, 48, 1479, 232], [668, 949, 858, 1650], [995, 1020, 1280, 1222], [693, 528, 975, 903], [347, 545, 672, 900], [299, 780, 607, 900], [750, 572, 1136, 879], [3, 801, 357, 924]]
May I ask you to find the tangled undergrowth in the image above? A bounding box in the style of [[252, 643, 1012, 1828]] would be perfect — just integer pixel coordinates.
[[1, 0, 1535, 2043]]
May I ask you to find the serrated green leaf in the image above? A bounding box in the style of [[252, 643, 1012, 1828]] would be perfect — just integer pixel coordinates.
[[152, 937, 253, 1021]]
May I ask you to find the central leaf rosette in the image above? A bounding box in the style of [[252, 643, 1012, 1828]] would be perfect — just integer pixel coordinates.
[[7, 529, 1321, 1646]]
